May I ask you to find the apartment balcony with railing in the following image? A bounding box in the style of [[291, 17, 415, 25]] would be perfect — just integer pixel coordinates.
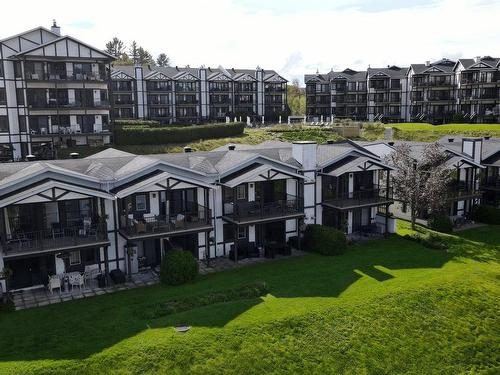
[[223, 193, 303, 224], [482, 175, 500, 190], [119, 202, 211, 239], [323, 185, 393, 210], [446, 181, 482, 200]]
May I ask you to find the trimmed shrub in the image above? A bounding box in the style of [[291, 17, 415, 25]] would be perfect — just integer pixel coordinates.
[[428, 212, 453, 233], [303, 224, 347, 256], [160, 250, 199, 286], [114, 122, 245, 145], [472, 204, 500, 224], [403, 233, 448, 250], [137, 281, 269, 320]]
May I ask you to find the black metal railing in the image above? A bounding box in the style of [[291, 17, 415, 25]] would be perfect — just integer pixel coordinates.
[[223, 194, 303, 221], [482, 176, 500, 189], [4, 223, 108, 256], [446, 182, 481, 199], [323, 187, 393, 208], [120, 203, 211, 237]]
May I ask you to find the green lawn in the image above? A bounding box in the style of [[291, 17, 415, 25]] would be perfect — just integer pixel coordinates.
[[0, 221, 499, 374], [389, 123, 500, 142]]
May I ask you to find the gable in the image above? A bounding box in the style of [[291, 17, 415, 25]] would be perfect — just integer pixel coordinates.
[[209, 73, 232, 81], [175, 72, 199, 81], [15, 36, 113, 60], [370, 71, 390, 78], [264, 73, 287, 83], [145, 71, 172, 81], [423, 66, 445, 74], [235, 73, 257, 82], [111, 71, 134, 80], [469, 61, 495, 69]]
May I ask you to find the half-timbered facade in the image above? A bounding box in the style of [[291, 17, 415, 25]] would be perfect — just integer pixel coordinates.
[[0, 22, 114, 161], [110, 65, 288, 124]]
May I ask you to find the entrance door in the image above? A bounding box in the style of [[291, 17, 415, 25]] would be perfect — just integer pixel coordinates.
[[352, 209, 362, 232]]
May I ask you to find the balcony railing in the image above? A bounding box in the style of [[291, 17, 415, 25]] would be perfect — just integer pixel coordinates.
[[223, 194, 303, 223], [3, 223, 108, 258], [482, 176, 500, 190], [323, 187, 393, 209], [119, 204, 211, 238], [446, 183, 482, 200], [26, 71, 107, 81]]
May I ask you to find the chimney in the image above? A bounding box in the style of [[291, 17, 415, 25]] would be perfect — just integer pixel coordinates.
[[51, 20, 61, 36], [461, 138, 482, 163], [69, 152, 79, 159], [448, 138, 454, 142], [384, 127, 393, 141], [425, 61, 430, 67], [292, 141, 317, 170], [183, 146, 192, 153], [484, 136, 491, 140], [228, 144, 236, 151], [475, 56, 481, 63], [26, 154, 36, 162]]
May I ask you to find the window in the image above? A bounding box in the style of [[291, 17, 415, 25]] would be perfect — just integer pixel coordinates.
[[135, 194, 147, 211], [237, 226, 246, 239], [16, 89, 25, 106], [14, 61, 22, 78], [236, 185, 246, 200], [0, 88, 6, 105], [69, 251, 81, 266], [18, 116, 27, 132], [0, 61, 3, 77], [0, 116, 8, 132]]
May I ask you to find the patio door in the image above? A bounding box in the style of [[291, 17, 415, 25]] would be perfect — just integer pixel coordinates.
[[256, 221, 285, 247]]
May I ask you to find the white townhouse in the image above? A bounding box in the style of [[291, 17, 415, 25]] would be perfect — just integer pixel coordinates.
[[0, 22, 114, 161], [358, 138, 485, 224], [0, 140, 395, 292]]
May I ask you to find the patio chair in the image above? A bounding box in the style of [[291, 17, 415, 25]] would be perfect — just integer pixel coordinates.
[[48, 276, 61, 295], [68, 273, 85, 292]]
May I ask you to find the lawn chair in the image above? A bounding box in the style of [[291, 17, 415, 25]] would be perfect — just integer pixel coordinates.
[[48, 275, 61, 295]]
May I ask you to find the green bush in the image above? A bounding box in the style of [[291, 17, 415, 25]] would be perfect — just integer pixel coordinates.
[[472, 205, 500, 224], [137, 281, 269, 320], [428, 212, 453, 233], [303, 224, 347, 256], [403, 233, 448, 250], [114, 122, 245, 145], [160, 250, 199, 286]]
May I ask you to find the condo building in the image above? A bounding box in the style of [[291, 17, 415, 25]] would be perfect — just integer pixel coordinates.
[[0, 23, 114, 161], [111, 65, 288, 124], [306, 57, 500, 123], [0, 140, 397, 292]]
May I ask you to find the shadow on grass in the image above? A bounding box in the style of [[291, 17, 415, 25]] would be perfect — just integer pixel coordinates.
[[0, 229, 485, 363]]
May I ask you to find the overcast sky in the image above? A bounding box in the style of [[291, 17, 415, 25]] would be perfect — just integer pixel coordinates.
[[1, 0, 500, 84]]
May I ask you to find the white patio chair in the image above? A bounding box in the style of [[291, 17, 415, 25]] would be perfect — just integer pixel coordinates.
[[48, 276, 61, 295], [68, 273, 85, 292]]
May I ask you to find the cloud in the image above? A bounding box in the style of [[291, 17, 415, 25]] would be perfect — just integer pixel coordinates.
[[0, 0, 499, 86]]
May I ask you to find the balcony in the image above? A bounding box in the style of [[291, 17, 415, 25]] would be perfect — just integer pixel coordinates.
[[114, 99, 135, 105], [3, 223, 109, 259], [482, 176, 500, 191], [223, 194, 304, 224], [26, 71, 107, 82], [119, 204, 211, 239], [446, 183, 482, 200], [322, 187, 393, 210]]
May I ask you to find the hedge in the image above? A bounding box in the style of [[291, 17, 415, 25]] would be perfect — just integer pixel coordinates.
[[472, 205, 500, 224], [160, 250, 199, 286], [114, 122, 245, 145], [428, 212, 453, 233], [302, 224, 347, 256], [135, 281, 269, 320]]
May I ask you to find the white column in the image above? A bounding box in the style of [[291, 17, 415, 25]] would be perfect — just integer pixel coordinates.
[[347, 210, 353, 234], [348, 173, 354, 198]]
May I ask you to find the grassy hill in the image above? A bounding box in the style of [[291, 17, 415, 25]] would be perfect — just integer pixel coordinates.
[[0, 221, 499, 374]]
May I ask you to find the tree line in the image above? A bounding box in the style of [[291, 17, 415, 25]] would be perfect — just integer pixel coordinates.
[[105, 37, 170, 67]]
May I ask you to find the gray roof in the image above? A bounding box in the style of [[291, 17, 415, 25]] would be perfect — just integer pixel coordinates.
[[456, 56, 500, 70], [438, 136, 500, 161], [305, 68, 367, 84], [410, 58, 456, 75], [367, 66, 409, 79]]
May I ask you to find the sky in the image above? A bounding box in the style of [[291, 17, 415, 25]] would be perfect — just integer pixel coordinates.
[[1, 0, 500, 85]]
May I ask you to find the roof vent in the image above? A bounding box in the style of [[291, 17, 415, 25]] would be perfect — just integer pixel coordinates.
[[326, 140, 334, 145], [51, 19, 61, 36], [388, 141, 395, 146], [484, 136, 491, 140], [70, 152, 79, 159], [183, 146, 192, 153], [425, 61, 430, 67], [228, 144, 236, 151], [26, 154, 36, 161], [448, 138, 454, 143]]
